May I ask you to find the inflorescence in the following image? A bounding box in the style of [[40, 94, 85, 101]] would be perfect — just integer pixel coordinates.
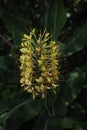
[[19, 29, 59, 100]]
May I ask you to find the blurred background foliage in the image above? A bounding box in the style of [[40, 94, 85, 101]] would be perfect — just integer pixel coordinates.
[[0, 0, 87, 130]]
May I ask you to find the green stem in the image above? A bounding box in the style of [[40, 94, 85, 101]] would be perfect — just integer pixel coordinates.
[[0, 34, 12, 47], [43, 98, 51, 117], [52, 104, 55, 117], [44, 102, 51, 117]]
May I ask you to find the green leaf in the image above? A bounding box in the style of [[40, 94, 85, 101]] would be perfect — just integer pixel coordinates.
[[73, 123, 84, 130], [0, 56, 13, 70], [44, 120, 49, 130], [64, 67, 87, 104], [1, 89, 16, 101], [45, 0, 66, 39], [9, 99, 43, 121], [0, 102, 8, 115], [47, 117, 62, 130], [4, 99, 43, 130], [61, 118, 85, 129], [0, 56, 17, 71], [34, 115, 62, 130], [64, 22, 87, 56], [68, 103, 86, 121], [0, 13, 29, 45], [0, 112, 9, 126], [33, 112, 49, 130], [0, 56, 19, 84], [54, 97, 66, 117], [61, 117, 76, 129], [0, 125, 3, 130]]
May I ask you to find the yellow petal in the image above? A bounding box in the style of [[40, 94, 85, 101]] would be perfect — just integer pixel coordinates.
[[23, 34, 31, 40], [41, 66, 46, 71], [36, 47, 40, 53], [36, 76, 43, 83]]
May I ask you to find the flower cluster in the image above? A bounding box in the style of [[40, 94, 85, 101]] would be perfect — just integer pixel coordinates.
[[19, 29, 59, 100]]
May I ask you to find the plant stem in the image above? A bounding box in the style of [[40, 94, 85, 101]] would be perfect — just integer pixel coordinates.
[[0, 34, 12, 47], [52, 104, 55, 117], [44, 102, 51, 117]]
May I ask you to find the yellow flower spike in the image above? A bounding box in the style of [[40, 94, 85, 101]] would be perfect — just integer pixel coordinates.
[[19, 29, 60, 100], [19, 33, 34, 97]]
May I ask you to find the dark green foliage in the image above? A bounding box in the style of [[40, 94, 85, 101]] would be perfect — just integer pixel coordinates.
[[45, 0, 66, 39], [0, 0, 87, 130], [0, 13, 29, 45], [64, 22, 87, 56]]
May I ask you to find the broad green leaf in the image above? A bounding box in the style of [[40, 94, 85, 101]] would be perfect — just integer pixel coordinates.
[[0, 13, 29, 45], [61, 117, 76, 129], [45, 0, 66, 39], [0, 112, 9, 126], [0, 102, 8, 115], [4, 99, 43, 130], [9, 99, 43, 121], [0, 125, 3, 130], [64, 67, 87, 104], [33, 112, 49, 130], [34, 115, 62, 130], [64, 22, 87, 56]]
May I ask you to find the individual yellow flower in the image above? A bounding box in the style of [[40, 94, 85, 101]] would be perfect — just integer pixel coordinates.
[[35, 76, 43, 83], [36, 47, 41, 54]]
